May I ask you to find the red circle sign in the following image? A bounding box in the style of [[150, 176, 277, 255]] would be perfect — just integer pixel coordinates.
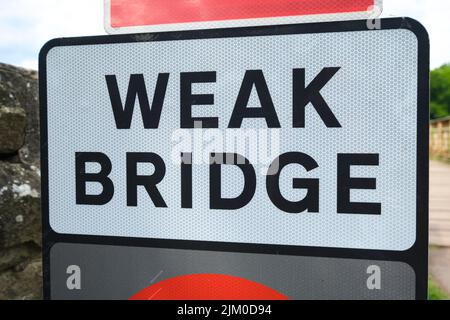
[[129, 274, 289, 300]]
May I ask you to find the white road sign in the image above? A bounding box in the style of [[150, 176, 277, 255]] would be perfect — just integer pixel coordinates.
[[41, 19, 429, 300], [41, 19, 428, 252]]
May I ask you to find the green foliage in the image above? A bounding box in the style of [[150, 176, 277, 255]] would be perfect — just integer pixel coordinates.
[[430, 64, 450, 119], [428, 277, 449, 300]]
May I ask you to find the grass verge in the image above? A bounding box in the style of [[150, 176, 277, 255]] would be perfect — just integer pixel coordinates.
[[429, 277, 449, 300]]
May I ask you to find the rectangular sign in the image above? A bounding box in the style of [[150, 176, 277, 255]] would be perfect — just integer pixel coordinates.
[[105, 0, 383, 34], [50, 243, 415, 300], [40, 18, 429, 299]]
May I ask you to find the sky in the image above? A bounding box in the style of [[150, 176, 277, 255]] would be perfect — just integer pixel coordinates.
[[0, 0, 449, 70]]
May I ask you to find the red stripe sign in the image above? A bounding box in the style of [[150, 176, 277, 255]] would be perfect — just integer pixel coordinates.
[[105, 0, 382, 34]]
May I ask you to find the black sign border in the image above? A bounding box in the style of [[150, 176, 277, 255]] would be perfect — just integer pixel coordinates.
[[39, 17, 429, 300]]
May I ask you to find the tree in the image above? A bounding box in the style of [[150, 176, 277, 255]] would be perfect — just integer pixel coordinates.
[[430, 64, 450, 119]]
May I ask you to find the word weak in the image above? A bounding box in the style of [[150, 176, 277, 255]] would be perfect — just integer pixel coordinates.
[[105, 68, 342, 129], [75, 152, 381, 215]]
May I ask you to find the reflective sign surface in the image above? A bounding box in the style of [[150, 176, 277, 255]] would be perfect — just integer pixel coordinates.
[[40, 19, 429, 300], [105, 0, 382, 33]]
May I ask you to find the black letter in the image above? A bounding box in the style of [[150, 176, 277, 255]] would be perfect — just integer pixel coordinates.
[[210, 153, 256, 210], [293, 68, 341, 128], [76, 152, 114, 205], [229, 70, 281, 128], [266, 152, 319, 213], [181, 153, 192, 208], [127, 153, 167, 207], [337, 154, 381, 215], [105, 73, 169, 129], [180, 72, 218, 128]]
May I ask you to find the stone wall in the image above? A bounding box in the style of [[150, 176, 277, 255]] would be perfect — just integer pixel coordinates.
[[0, 63, 42, 300]]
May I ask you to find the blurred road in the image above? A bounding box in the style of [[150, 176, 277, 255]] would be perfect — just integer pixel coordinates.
[[429, 247, 450, 297], [429, 160, 450, 298], [430, 160, 450, 247]]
